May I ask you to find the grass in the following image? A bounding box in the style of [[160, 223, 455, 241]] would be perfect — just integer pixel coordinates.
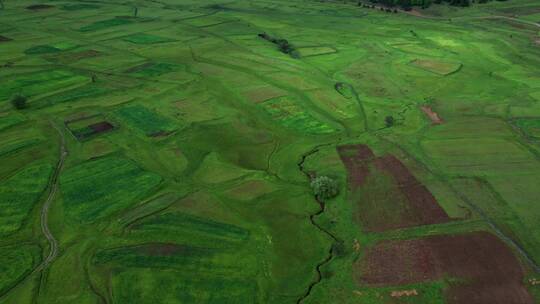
[[79, 18, 134, 32], [127, 63, 180, 77], [0, 244, 42, 295], [0, 163, 52, 234], [122, 33, 174, 45], [114, 104, 178, 136], [60, 156, 162, 222], [0, 70, 88, 102], [261, 97, 337, 134], [514, 118, 540, 139], [0, 113, 26, 132], [297, 46, 337, 57], [132, 212, 250, 242], [410, 59, 462, 75], [1, 0, 540, 303]]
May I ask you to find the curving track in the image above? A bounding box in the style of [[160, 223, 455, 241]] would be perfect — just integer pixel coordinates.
[[36, 121, 67, 273]]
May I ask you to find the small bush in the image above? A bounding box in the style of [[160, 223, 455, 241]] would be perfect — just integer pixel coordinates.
[[310, 176, 339, 200], [11, 95, 28, 110], [385, 115, 394, 127]]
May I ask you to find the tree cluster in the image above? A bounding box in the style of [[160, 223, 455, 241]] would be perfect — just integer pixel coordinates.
[[433, 0, 470, 6], [310, 176, 339, 201], [358, 0, 501, 9], [364, 0, 433, 10], [360, 3, 398, 12], [258, 33, 299, 58]]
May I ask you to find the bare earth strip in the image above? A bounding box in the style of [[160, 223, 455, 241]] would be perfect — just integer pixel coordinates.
[[35, 121, 67, 273], [421, 106, 443, 124]]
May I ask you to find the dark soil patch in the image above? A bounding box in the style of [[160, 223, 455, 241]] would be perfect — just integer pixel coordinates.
[[27, 4, 54, 10], [148, 130, 172, 138], [0, 35, 12, 42], [51, 50, 101, 64], [136, 243, 192, 256], [337, 144, 450, 232], [357, 231, 533, 304], [374, 155, 450, 225], [89, 121, 114, 133], [67, 120, 114, 141]]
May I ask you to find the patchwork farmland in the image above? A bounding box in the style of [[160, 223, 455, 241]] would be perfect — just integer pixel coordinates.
[[0, 0, 540, 303]]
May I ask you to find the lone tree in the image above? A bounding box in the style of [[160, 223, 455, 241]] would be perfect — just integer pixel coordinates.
[[11, 95, 28, 110], [311, 176, 339, 201], [385, 115, 395, 127]]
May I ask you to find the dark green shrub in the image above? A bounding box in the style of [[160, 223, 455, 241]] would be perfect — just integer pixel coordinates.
[[11, 95, 28, 110], [385, 115, 395, 127]]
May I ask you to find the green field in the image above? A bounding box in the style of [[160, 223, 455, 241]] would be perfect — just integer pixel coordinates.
[[1, 0, 540, 303]]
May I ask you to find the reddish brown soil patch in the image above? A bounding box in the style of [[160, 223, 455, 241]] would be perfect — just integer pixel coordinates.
[[337, 144, 374, 188], [421, 106, 443, 124], [374, 155, 449, 225], [0, 35, 12, 42], [27, 4, 54, 10], [357, 231, 534, 304], [89, 121, 114, 133], [337, 144, 450, 232]]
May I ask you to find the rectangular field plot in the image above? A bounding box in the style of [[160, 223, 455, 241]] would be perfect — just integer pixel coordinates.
[[297, 46, 337, 57], [66, 114, 115, 141], [420, 138, 540, 175], [0, 70, 88, 101], [125, 62, 179, 77], [122, 33, 174, 44], [100, 264, 259, 303], [0, 163, 53, 234], [356, 232, 534, 304], [184, 16, 231, 27], [261, 96, 336, 135], [24, 42, 78, 55], [60, 156, 162, 222], [92, 239, 260, 302], [114, 104, 178, 136], [337, 144, 450, 232], [410, 59, 462, 75], [0, 136, 42, 158], [46, 49, 102, 64], [79, 17, 134, 32], [35, 83, 110, 108], [131, 212, 250, 245], [61, 4, 100, 11]]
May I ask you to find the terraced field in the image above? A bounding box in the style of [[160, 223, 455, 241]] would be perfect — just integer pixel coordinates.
[[0, 0, 539, 303]]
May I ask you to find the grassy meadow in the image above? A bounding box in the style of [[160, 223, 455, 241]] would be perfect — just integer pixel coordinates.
[[0, 0, 539, 303]]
